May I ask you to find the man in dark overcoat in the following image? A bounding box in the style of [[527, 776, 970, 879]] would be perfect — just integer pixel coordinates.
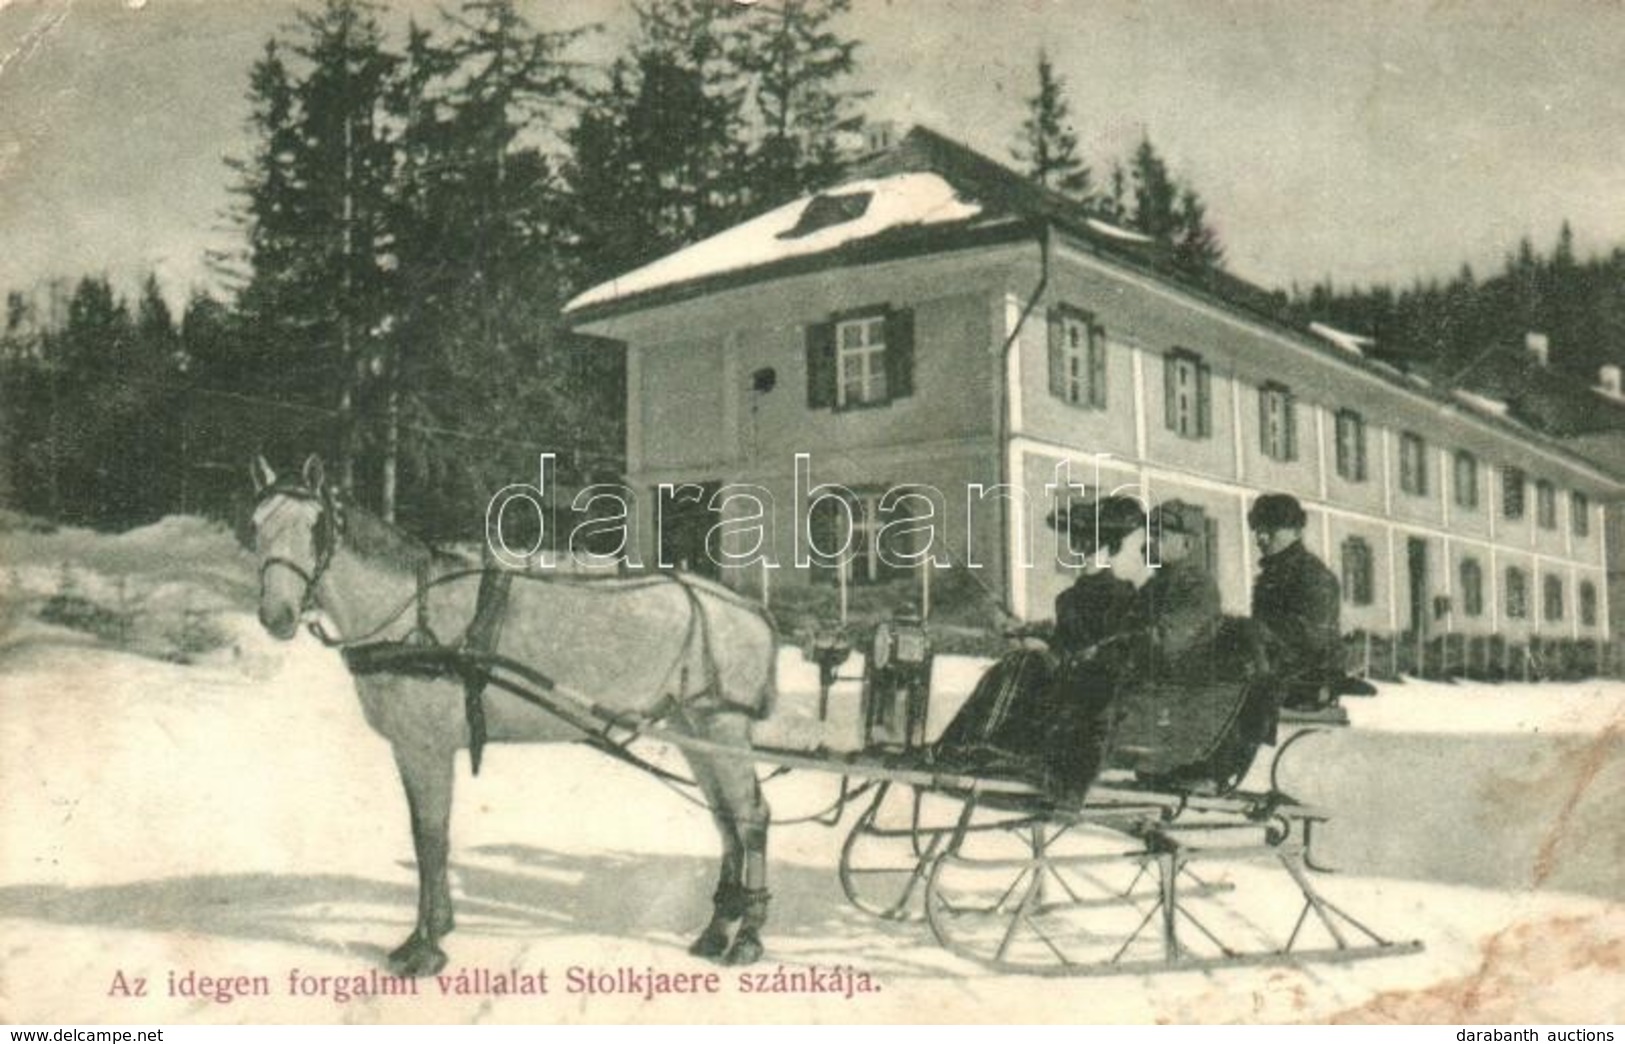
[[1248, 492, 1343, 709], [1114, 499, 1223, 684]]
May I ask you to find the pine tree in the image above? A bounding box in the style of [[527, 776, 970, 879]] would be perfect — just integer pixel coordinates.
[[1128, 135, 1179, 241], [375, 0, 599, 533], [291, 0, 398, 494], [1171, 185, 1224, 271], [1012, 51, 1092, 202], [736, 0, 867, 209], [565, 0, 750, 282]]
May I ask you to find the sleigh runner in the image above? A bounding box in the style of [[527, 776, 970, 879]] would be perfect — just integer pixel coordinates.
[[250, 454, 1421, 979]]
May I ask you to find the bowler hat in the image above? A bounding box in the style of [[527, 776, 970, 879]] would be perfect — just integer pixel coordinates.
[[1248, 492, 1307, 531]]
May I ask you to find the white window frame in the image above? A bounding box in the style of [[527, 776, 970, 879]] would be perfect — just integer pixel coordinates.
[[1058, 311, 1104, 407], [1502, 466, 1526, 520], [1535, 480, 1557, 530], [1167, 351, 1207, 439], [1505, 567, 1528, 619], [1399, 432, 1428, 496], [1334, 409, 1367, 482], [1453, 450, 1479, 510], [1460, 558, 1484, 617], [1259, 383, 1296, 462], [835, 315, 888, 409]]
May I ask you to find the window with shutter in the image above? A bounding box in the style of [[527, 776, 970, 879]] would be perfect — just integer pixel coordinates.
[[1454, 450, 1478, 509], [1536, 480, 1557, 529], [1460, 558, 1484, 617], [1543, 574, 1564, 621], [1505, 567, 1528, 619], [807, 489, 917, 585], [1047, 305, 1107, 410], [1341, 537, 1374, 606], [809, 304, 914, 411], [1502, 466, 1526, 519], [1399, 432, 1428, 496], [1334, 409, 1367, 482], [1164, 349, 1211, 439], [1259, 383, 1296, 461]]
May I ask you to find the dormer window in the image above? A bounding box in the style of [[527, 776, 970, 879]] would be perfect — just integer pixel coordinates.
[[780, 191, 874, 239]]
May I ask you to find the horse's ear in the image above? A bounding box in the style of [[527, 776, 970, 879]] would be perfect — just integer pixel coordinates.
[[251, 455, 277, 493], [302, 454, 326, 493]]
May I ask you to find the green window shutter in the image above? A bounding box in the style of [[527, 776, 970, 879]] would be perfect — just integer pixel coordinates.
[[1047, 309, 1065, 399], [1163, 353, 1177, 430], [805, 319, 836, 409], [1196, 361, 1213, 437], [884, 307, 915, 399], [1088, 325, 1108, 408], [1285, 392, 1297, 461], [1258, 386, 1271, 455]]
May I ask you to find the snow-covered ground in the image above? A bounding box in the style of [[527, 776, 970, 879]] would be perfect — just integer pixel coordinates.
[[1, 517, 1622, 1024]]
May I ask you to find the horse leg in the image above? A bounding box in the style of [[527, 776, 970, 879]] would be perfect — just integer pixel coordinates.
[[700, 713, 772, 967], [388, 742, 456, 977], [682, 756, 745, 959]]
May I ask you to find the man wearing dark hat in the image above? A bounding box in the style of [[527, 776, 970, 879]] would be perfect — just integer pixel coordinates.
[[1248, 492, 1342, 710], [1118, 499, 1222, 683]]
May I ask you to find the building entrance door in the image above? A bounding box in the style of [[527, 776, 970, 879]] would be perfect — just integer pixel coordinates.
[[1406, 536, 1429, 636], [657, 480, 722, 579]]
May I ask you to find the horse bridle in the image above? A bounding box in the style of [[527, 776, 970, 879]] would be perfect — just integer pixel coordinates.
[[254, 482, 343, 615]]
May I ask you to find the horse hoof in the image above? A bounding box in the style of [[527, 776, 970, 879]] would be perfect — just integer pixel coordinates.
[[388, 936, 449, 977], [688, 924, 732, 960], [724, 929, 764, 966]]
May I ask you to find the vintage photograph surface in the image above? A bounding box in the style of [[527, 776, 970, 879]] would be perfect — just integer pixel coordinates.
[[2, 0, 1623, 1026]]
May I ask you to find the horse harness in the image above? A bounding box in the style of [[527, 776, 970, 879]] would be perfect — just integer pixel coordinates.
[[254, 480, 342, 617], [340, 569, 726, 779], [255, 481, 732, 778]]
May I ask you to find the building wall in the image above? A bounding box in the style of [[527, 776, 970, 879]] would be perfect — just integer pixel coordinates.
[[591, 235, 1616, 642], [1003, 242, 1614, 637]]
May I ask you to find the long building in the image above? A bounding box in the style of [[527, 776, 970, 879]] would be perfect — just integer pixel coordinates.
[[565, 127, 1620, 666]]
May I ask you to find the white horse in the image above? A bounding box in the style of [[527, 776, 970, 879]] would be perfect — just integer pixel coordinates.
[[250, 455, 777, 975]]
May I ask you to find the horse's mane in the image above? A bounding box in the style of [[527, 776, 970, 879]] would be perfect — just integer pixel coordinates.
[[339, 501, 461, 572]]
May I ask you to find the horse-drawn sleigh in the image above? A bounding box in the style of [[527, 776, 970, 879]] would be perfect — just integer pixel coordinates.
[[249, 455, 1421, 979]]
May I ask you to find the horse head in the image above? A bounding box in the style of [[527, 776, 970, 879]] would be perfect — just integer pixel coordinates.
[[249, 453, 340, 640]]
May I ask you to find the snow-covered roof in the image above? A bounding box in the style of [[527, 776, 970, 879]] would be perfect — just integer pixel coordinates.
[[565, 173, 982, 313], [1453, 388, 1511, 418], [1307, 321, 1372, 357]]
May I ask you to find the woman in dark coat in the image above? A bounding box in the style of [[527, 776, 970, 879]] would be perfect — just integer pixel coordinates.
[[935, 496, 1141, 803]]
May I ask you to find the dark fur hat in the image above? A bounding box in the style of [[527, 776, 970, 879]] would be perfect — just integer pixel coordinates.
[[1248, 492, 1308, 531]]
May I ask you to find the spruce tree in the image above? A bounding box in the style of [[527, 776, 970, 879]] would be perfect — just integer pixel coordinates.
[[737, 0, 867, 209], [1012, 51, 1092, 202]]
